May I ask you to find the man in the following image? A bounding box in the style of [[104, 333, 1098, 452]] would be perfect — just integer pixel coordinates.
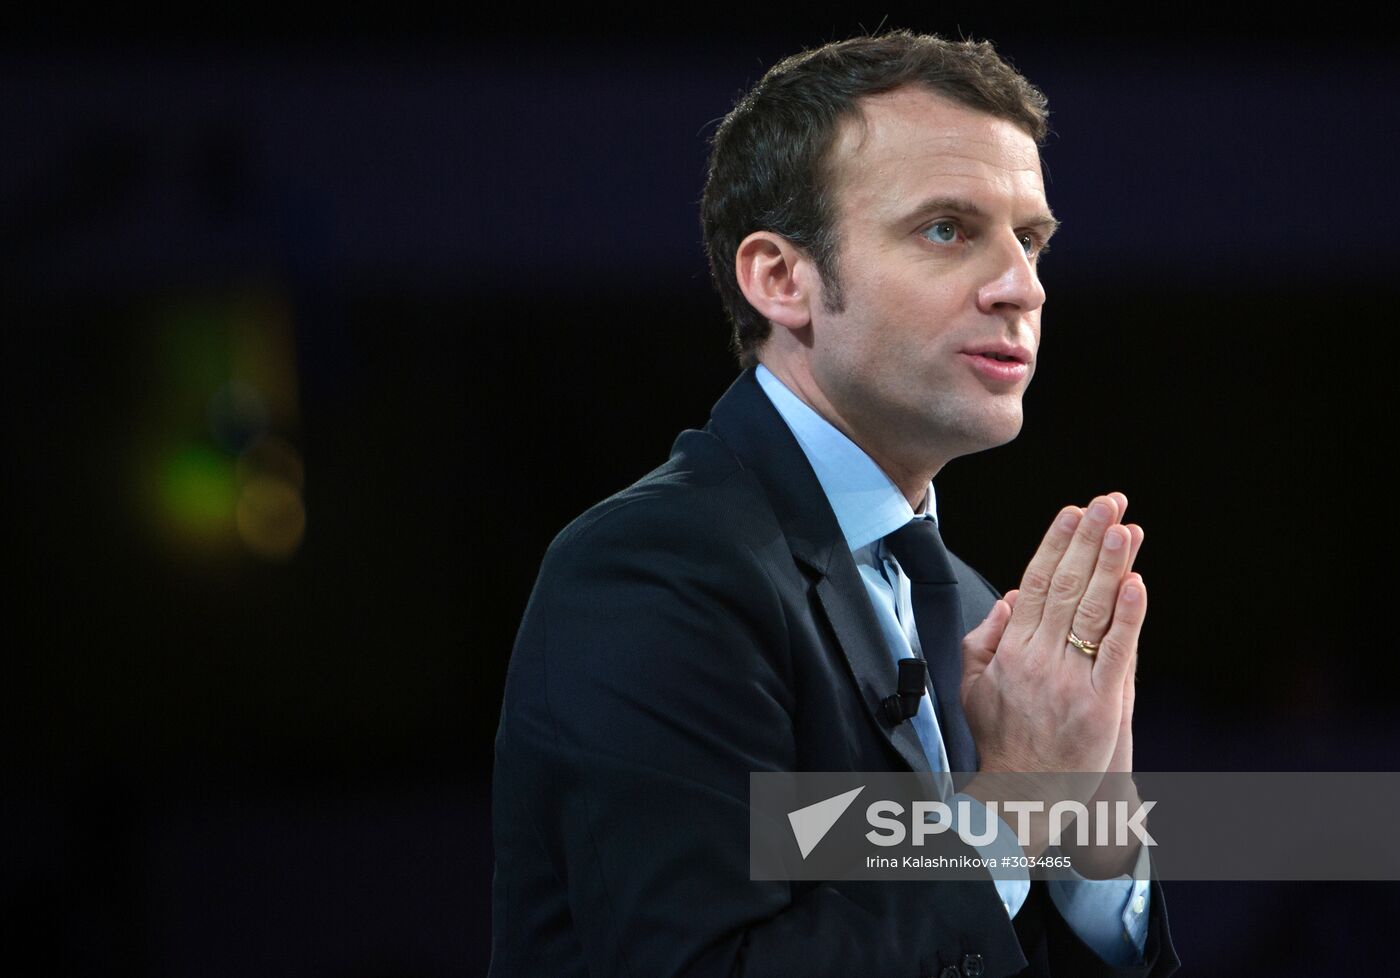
[[491, 31, 1177, 977]]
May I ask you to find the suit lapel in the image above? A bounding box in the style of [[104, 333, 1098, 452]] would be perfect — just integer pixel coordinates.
[[705, 368, 932, 775], [813, 570, 934, 774]]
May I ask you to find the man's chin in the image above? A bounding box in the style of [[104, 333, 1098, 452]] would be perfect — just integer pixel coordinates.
[[943, 412, 1025, 458]]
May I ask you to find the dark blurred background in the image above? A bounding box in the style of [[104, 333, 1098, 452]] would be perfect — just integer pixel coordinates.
[[6, 8, 1400, 976]]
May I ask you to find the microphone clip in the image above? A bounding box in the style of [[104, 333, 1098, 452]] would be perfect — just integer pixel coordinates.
[[882, 657, 927, 725]]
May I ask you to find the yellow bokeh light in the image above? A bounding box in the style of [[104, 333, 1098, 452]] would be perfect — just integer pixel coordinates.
[[235, 476, 306, 560], [236, 434, 305, 491]]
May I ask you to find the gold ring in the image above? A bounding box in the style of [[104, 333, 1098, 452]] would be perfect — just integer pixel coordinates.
[[1067, 630, 1100, 656]]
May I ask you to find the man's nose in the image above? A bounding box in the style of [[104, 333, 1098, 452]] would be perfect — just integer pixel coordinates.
[[976, 234, 1046, 316]]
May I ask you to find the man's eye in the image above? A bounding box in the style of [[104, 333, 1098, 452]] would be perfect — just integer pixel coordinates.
[[923, 221, 959, 244], [1019, 232, 1047, 258]]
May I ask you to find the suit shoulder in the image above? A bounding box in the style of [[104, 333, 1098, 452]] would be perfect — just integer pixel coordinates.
[[547, 426, 777, 567], [507, 425, 795, 729]]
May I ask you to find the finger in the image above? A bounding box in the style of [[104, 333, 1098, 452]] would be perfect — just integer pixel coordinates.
[[962, 597, 1012, 689], [1117, 574, 1143, 698], [1036, 495, 1120, 642], [1125, 524, 1144, 576], [1007, 507, 1083, 640], [1093, 574, 1146, 693], [1003, 588, 1020, 610], [1109, 491, 1128, 523], [1066, 523, 1132, 655], [1107, 492, 1136, 571]]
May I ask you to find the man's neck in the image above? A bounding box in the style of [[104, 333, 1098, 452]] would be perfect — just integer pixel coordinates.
[[758, 358, 939, 509]]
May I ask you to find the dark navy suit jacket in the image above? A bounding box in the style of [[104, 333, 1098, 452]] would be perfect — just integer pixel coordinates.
[[490, 367, 1178, 977]]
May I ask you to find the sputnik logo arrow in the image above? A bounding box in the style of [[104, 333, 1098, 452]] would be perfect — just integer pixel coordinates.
[[787, 786, 865, 859]]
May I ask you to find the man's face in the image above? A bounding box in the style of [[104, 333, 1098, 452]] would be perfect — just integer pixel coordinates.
[[805, 86, 1054, 474]]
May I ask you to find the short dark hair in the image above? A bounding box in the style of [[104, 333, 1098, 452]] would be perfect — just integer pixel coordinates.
[[700, 31, 1049, 367]]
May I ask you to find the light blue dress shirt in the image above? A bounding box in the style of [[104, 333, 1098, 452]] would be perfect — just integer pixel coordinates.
[[755, 364, 1150, 964]]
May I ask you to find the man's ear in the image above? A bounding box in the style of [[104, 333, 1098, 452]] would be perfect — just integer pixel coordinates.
[[734, 231, 814, 332]]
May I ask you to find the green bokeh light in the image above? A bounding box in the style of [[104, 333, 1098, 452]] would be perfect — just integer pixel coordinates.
[[161, 446, 237, 534]]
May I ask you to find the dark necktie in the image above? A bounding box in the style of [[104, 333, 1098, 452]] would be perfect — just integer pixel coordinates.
[[883, 518, 978, 772]]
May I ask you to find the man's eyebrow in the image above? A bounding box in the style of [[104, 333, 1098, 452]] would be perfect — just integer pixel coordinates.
[[906, 195, 1060, 238], [1026, 213, 1061, 239]]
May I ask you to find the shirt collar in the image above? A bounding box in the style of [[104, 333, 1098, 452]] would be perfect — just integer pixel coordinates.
[[755, 363, 937, 552]]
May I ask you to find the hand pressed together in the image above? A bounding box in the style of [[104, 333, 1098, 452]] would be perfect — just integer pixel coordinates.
[[960, 493, 1147, 864]]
